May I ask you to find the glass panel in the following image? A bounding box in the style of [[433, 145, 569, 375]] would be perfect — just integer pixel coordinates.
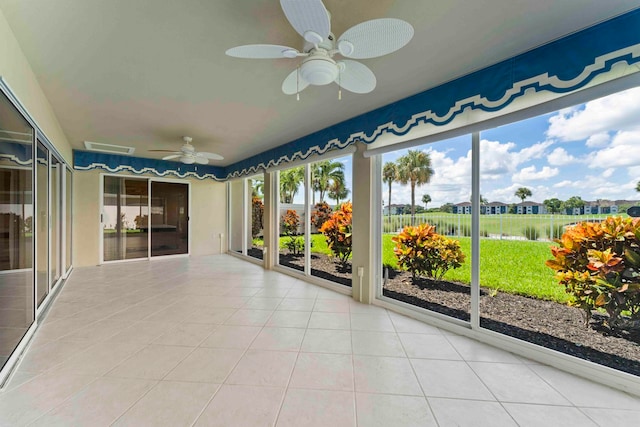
[[248, 175, 264, 260], [228, 180, 244, 254], [381, 137, 471, 322], [103, 176, 148, 261], [50, 156, 61, 286], [150, 181, 188, 256], [278, 166, 305, 272], [0, 90, 35, 369], [65, 167, 72, 272], [310, 156, 352, 286], [35, 142, 48, 306], [479, 86, 640, 376]]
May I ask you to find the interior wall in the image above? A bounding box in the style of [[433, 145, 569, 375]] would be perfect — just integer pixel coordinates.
[[0, 8, 71, 163], [73, 169, 226, 267]]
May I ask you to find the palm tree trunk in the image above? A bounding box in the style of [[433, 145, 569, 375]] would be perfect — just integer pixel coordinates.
[[387, 182, 392, 221], [411, 181, 416, 226]]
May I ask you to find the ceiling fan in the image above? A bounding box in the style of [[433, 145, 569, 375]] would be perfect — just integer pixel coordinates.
[[149, 136, 223, 165], [226, 0, 414, 97]]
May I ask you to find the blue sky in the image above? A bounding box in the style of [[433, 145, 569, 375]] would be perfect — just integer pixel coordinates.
[[380, 86, 640, 207]]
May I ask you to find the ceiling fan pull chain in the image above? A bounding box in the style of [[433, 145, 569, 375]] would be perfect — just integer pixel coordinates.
[[338, 73, 342, 100]]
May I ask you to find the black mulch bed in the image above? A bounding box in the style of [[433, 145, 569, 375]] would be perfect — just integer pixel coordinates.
[[268, 251, 640, 376], [278, 252, 352, 287], [385, 271, 640, 376]]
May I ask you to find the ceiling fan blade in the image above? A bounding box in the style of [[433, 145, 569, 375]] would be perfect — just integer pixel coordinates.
[[336, 60, 376, 94], [282, 69, 310, 95], [225, 44, 300, 59], [280, 0, 330, 43], [197, 151, 224, 161], [337, 18, 414, 59], [194, 156, 209, 165], [149, 149, 181, 153], [162, 154, 181, 160]]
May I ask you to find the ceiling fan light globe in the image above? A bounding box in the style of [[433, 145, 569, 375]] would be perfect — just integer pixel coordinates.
[[180, 155, 196, 164], [300, 56, 338, 86]]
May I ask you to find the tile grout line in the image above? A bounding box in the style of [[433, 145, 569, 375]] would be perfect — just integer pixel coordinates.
[[394, 316, 442, 427], [272, 291, 320, 426]]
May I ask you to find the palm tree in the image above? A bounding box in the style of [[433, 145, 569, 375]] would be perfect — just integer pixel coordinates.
[[636, 180, 640, 192], [251, 178, 264, 198], [382, 162, 398, 219], [311, 160, 345, 203], [421, 194, 431, 210], [515, 187, 532, 203], [279, 167, 304, 203], [396, 150, 434, 225], [328, 180, 350, 205]]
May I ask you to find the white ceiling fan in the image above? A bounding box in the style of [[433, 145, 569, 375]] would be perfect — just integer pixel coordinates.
[[226, 0, 414, 97], [149, 136, 223, 165]]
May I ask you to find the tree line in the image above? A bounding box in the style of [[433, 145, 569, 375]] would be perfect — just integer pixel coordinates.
[[278, 160, 349, 205]]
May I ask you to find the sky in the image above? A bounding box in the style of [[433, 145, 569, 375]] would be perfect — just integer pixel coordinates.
[[380, 86, 640, 208], [287, 86, 640, 207]]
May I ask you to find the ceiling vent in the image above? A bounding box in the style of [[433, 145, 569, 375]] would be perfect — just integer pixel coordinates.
[[84, 141, 135, 155]]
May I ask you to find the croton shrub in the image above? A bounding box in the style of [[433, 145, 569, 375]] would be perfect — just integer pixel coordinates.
[[281, 209, 303, 255], [546, 216, 640, 328], [311, 202, 332, 229], [392, 223, 465, 283], [319, 202, 352, 262]]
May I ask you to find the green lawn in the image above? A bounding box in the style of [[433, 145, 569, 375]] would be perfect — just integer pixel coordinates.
[[267, 233, 566, 303], [382, 234, 564, 302]]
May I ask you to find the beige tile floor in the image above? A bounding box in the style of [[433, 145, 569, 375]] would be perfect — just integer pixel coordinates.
[[1, 254, 639, 426]]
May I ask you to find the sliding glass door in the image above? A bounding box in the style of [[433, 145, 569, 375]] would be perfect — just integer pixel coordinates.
[[102, 176, 188, 262], [0, 91, 35, 371], [50, 155, 62, 288], [150, 181, 189, 257], [35, 141, 48, 306], [103, 176, 149, 262]]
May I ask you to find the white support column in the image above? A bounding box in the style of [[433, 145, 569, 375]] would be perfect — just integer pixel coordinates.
[[304, 164, 311, 275], [263, 171, 277, 270], [471, 132, 481, 329], [351, 142, 375, 303]]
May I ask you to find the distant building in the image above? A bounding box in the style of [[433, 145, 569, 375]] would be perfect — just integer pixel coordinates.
[[516, 201, 547, 215], [483, 201, 509, 215], [454, 202, 471, 214]]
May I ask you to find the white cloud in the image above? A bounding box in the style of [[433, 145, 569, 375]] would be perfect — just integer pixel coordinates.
[[587, 130, 640, 169], [553, 180, 573, 188], [546, 87, 640, 142], [547, 174, 638, 201], [478, 139, 552, 179], [512, 165, 559, 182], [627, 166, 640, 179], [547, 147, 578, 166], [586, 132, 610, 148], [602, 168, 615, 178]]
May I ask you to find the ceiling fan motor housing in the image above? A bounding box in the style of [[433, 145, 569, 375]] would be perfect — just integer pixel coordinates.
[[300, 54, 338, 85]]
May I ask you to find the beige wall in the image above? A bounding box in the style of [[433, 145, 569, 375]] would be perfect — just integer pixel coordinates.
[[0, 8, 72, 163], [74, 169, 227, 267]]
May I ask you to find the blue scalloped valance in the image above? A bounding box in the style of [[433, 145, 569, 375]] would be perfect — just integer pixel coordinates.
[[73, 150, 225, 180], [0, 141, 32, 165], [224, 8, 640, 179]]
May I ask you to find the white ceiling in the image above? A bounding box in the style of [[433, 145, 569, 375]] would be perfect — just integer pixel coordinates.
[[1, 0, 638, 166]]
